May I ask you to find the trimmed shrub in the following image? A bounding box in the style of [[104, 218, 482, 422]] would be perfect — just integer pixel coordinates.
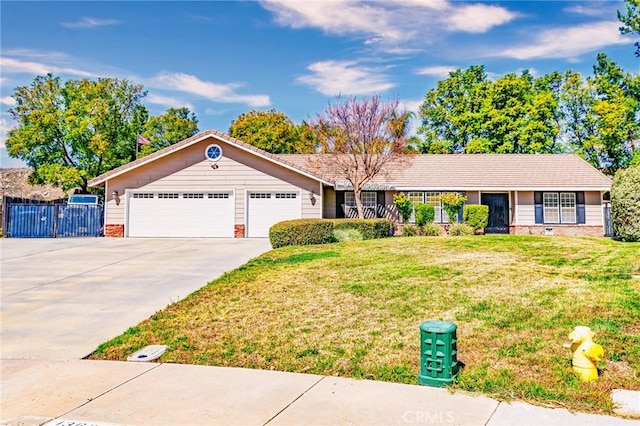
[[448, 223, 475, 236], [415, 203, 435, 226], [331, 219, 393, 240], [393, 193, 413, 223], [441, 192, 467, 223], [463, 204, 489, 230], [269, 219, 334, 248], [333, 228, 363, 242], [402, 224, 418, 236], [611, 165, 640, 242], [420, 223, 442, 236]]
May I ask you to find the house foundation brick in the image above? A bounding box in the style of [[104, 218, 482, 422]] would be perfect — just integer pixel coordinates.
[[105, 224, 124, 237], [510, 225, 604, 237], [234, 224, 245, 238]]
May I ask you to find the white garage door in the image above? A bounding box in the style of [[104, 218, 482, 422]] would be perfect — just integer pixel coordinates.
[[247, 192, 302, 238], [128, 192, 234, 237]]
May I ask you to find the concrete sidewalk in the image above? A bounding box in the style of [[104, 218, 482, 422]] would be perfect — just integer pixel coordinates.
[[2, 359, 637, 426]]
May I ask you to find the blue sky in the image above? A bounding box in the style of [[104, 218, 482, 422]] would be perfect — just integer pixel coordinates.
[[1, 0, 638, 168]]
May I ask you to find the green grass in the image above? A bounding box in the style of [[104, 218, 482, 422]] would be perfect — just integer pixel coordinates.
[[90, 235, 640, 414]]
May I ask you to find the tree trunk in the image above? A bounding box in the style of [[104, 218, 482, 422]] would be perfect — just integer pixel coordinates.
[[353, 188, 365, 219]]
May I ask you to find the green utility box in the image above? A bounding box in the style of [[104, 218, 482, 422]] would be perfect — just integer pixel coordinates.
[[418, 320, 460, 387]]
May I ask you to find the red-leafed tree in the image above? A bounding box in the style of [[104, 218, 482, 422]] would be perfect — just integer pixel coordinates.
[[311, 95, 413, 219]]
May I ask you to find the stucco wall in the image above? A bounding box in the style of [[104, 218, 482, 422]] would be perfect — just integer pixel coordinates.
[[104, 137, 323, 228]]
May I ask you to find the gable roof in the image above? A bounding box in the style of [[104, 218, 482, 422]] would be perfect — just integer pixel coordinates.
[[88, 130, 333, 187], [89, 129, 612, 191], [279, 154, 612, 191]]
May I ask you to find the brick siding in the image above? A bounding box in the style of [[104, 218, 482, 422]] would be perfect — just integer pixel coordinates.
[[105, 224, 124, 237], [510, 225, 604, 237], [234, 224, 245, 238]]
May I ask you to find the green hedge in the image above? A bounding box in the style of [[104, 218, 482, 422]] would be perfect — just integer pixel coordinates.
[[611, 165, 640, 242], [269, 218, 392, 248], [269, 219, 334, 248], [463, 204, 489, 230], [331, 219, 393, 240], [414, 203, 435, 226]]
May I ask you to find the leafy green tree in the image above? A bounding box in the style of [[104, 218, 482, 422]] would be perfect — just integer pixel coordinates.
[[311, 95, 412, 219], [618, 0, 640, 57], [559, 70, 597, 157], [140, 107, 199, 157], [418, 66, 489, 153], [228, 109, 316, 154], [564, 54, 640, 173], [418, 68, 561, 154], [6, 74, 147, 192], [472, 71, 560, 154]]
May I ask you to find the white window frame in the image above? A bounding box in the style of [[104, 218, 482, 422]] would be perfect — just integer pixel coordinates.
[[407, 192, 424, 223], [424, 192, 448, 223], [543, 192, 576, 224], [345, 191, 377, 218], [397, 191, 455, 224]]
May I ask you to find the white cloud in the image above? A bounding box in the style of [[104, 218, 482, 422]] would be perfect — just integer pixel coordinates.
[[146, 93, 194, 111], [564, 3, 616, 17], [415, 65, 457, 78], [2, 49, 71, 61], [499, 21, 630, 60], [61, 17, 121, 29], [204, 108, 229, 116], [0, 96, 16, 106], [402, 0, 449, 11], [296, 60, 395, 96], [261, 0, 405, 41], [149, 72, 270, 107], [260, 0, 517, 52], [0, 55, 95, 77], [0, 115, 16, 149], [446, 4, 518, 33], [402, 99, 423, 114]]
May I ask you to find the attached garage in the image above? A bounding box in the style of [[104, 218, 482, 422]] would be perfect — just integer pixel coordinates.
[[246, 191, 302, 237], [128, 191, 234, 237], [89, 130, 329, 238]]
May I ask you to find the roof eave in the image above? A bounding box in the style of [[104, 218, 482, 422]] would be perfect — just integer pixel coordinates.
[[88, 131, 333, 187], [393, 186, 611, 191]]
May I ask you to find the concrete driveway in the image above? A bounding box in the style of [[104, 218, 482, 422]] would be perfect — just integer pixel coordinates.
[[0, 237, 271, 360]]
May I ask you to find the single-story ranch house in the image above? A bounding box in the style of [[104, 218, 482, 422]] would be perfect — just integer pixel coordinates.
[[89, 130, 612, 238]]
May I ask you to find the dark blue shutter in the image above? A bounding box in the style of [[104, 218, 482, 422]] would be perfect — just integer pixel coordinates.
[[336, 191, 345, 218], [534, 192, 543, 224], [377, 191, 385, 218], [458, 192, 465, 222], [576, 192, 586, 224]]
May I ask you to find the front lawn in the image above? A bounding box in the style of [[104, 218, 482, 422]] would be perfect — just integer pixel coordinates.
[[91, 236, 640, 414]]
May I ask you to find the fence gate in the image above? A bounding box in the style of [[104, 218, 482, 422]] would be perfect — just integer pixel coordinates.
[[603, 203, 613, 237], [5, 203, 103, 238]]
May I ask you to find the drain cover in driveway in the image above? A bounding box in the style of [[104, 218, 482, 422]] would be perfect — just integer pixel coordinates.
[[126, 345, 167, 362]]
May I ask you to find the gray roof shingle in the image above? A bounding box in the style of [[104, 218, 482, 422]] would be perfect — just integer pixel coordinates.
[[89, 129, 612, 190], [277, 154, 612, 190]]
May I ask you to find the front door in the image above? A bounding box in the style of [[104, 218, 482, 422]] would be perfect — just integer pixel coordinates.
[[481, 193, 509, 234]]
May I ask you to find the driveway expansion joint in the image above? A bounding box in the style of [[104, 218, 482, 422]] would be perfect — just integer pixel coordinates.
[[50, 361, 164, 422], [263, 375, 326, 425]]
